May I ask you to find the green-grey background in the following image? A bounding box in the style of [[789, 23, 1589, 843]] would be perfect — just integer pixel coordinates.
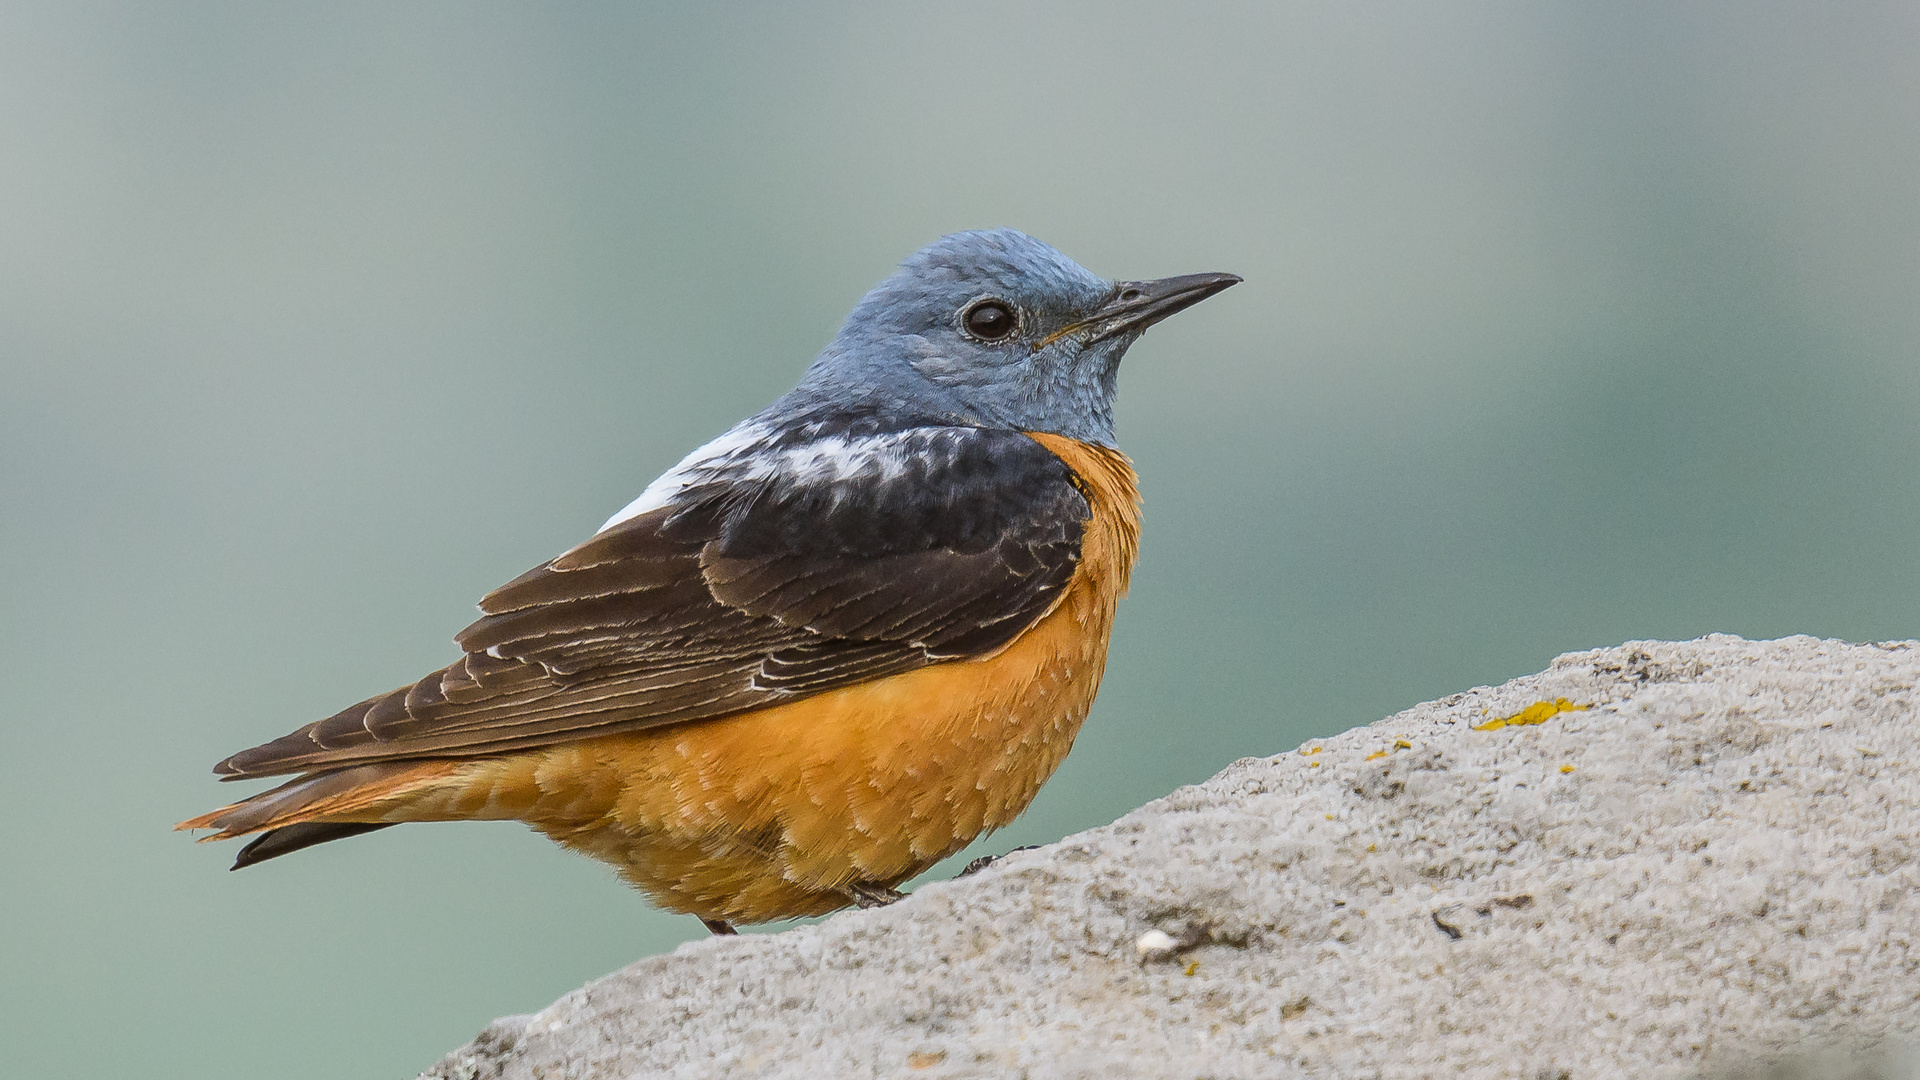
[[3, 2, 1916, 1076]]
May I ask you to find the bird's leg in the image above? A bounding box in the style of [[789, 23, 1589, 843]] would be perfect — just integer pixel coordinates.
[[845, 882, 907, 909], [701, 918, 737, 936], [957, 845, 1040, 878]]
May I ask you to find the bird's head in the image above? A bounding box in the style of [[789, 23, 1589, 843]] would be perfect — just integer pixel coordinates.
[[792, 229, 1239, 446]]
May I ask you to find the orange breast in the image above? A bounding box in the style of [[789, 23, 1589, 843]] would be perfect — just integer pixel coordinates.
[[403, 434, 1141, 924]]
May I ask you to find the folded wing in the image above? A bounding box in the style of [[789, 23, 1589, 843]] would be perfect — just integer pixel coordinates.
[[215, 427, 1089, 779]]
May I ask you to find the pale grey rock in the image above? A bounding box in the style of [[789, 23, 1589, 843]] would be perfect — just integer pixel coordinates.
[[419, 636, 1920, 1080]]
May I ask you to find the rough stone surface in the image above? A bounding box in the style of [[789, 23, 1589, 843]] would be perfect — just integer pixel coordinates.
[[420, 636, 1920, 1079]]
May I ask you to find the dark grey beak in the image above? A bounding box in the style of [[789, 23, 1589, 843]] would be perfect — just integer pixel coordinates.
[[1084, 272, 1242, 342]]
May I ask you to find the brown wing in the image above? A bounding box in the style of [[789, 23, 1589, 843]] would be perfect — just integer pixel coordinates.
[[214, 427, 1090, 779]]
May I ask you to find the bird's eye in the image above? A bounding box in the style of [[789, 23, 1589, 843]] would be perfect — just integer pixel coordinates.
[[962, 299, 1018, 342]]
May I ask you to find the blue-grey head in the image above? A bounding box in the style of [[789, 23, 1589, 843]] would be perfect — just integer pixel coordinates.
[[780, 229, 1239, 447]]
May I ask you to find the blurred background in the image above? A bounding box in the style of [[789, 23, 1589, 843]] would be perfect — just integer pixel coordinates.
[[2, 2, 1916, 1076]]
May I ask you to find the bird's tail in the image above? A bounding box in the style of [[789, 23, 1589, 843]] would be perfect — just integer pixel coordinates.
[[228, 821, 399, 869], [175, 759, 467, 867]]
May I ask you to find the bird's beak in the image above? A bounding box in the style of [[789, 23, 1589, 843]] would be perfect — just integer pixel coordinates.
[[1081, 272, 1242, 343]]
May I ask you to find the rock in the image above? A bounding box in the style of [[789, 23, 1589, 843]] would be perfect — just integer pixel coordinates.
[[419, 636, 1920, 1079]]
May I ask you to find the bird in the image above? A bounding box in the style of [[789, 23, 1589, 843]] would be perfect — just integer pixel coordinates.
[[177, 229, 1239, 935]]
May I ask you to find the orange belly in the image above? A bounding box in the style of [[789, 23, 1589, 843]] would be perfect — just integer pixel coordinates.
[[368, 434, 1139, 924]]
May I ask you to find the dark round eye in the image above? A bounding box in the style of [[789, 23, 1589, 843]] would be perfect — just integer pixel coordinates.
[[963, 299, 1017, 341]]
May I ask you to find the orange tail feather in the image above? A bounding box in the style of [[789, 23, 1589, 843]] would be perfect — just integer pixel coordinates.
[[175, 760, 463, 840]]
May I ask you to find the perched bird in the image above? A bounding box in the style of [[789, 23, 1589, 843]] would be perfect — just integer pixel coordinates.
[[178, 229, 1238, 934]]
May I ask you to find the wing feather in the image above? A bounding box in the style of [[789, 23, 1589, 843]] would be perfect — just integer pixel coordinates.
[[214, 427, 1089, 779]]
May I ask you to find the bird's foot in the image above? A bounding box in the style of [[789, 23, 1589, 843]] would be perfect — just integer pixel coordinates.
[[701, 918, 737, 936], [846, 882, 907, 909], [957, 845, 1040, 878]]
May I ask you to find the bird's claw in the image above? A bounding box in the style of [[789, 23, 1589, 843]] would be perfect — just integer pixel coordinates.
[[957, 845, 1040, 878], [846, 882, 907, 909]]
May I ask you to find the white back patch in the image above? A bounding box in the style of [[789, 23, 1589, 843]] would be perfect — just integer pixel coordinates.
[[597, 422, 771, 533], [596, 425, 954, 535]]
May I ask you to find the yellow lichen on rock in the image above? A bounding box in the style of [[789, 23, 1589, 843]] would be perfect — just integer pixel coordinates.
[[1473, 698, 1590, 732]]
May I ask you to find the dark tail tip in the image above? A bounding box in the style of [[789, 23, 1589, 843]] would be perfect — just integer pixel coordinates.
[[231, 822, 398, 870]]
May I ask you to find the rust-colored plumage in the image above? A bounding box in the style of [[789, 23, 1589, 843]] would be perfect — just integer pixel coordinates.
[[179, 436, 1139, 924]]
